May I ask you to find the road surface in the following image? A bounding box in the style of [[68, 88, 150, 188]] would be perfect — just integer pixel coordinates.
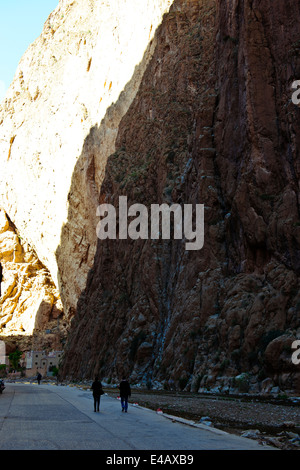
[[0, 382, 274, 450]]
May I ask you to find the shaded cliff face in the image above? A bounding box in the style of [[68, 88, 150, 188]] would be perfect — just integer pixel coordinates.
[[0, 0, 174, 318], [60, 0, 300, 393]]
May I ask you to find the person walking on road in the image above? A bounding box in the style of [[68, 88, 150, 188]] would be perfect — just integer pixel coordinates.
[[91, 376, 104, 412], [119, 377, 131, 413], [37, 372, 42, 385]]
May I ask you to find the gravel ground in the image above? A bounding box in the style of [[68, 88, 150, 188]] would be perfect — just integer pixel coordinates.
[[105, 388, 300, 450], [7, 379, 300, 450]]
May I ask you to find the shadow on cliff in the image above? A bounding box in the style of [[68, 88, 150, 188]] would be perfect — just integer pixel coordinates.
[[57, 0, 300, 393], [56, 0, 231, 382], [57, 0, 225, 383], [0, 299, 65, 357], [32, 299, 64, 335], [56, 1, 183, 380]]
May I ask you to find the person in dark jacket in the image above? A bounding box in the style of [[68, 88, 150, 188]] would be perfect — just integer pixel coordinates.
[[0, 262, 2, 297], [91, 376, 103, 412], [119, 377, 131, 413]]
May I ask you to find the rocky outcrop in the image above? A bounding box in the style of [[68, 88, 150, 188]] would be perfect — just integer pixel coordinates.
[[0, 209, 67, 351], [1, 0, 300, 393]]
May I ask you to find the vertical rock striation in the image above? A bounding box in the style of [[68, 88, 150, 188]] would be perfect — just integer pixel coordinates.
[[60, 0, 300, 393]]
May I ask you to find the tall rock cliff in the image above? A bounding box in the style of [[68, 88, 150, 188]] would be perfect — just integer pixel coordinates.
[[0, 0, 173, 318], [1, 0, 300, 393], [0, 0, 175, 355]]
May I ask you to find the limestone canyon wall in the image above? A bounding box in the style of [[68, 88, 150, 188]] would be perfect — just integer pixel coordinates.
[[1, 0, 300, 393], [0, 209, 66, 352], [0, 0, 174, 318], [0, 0, 174, 352]]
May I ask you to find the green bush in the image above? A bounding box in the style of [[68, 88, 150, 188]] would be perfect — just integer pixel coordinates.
[[0, 364, 6, 378], [49, 366, 59, 377], [9, 349, 22, 370]]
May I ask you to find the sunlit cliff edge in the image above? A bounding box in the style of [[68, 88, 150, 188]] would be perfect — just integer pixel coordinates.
[[0, 0, 173, 317]]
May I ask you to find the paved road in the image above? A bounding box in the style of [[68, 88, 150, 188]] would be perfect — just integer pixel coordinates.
[[0, 383, 274, 450]]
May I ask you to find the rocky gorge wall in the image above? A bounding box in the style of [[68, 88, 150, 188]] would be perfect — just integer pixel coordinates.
[[0, 208, 66, 352], [0, 0, 174, 352], [1, 0, 300, 393], [0, 0, 174, 318], [60, 0, 300, 394]]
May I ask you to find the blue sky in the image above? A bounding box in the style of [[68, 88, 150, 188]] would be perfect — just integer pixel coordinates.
[[0, 0, 58, 102]]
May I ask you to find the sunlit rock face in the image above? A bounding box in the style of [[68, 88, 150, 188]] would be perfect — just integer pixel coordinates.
[[0, 209, 66, 350], [0, 0, 174, 318]]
